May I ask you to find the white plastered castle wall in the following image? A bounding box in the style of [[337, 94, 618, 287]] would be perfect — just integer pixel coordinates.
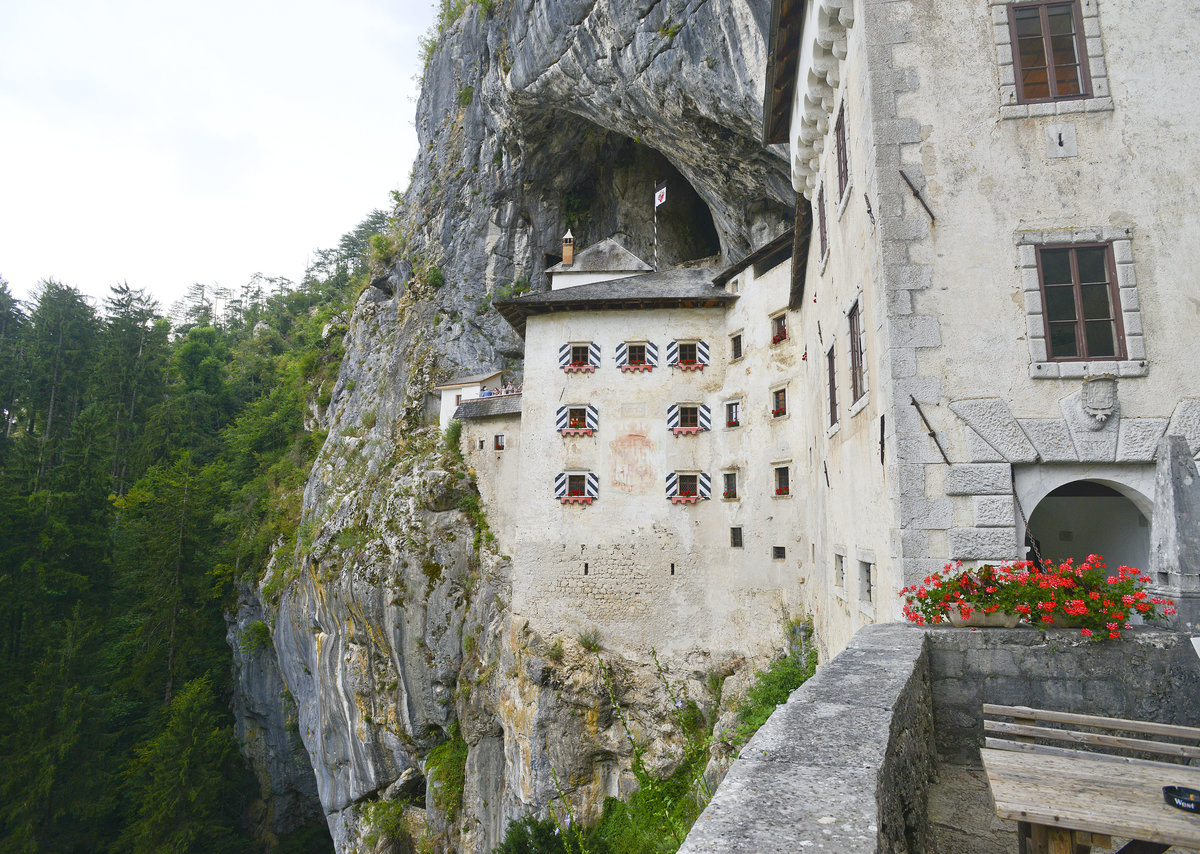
[[461, 412, 522, 555]]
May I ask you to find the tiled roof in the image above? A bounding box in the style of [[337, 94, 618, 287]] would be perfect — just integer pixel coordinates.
[[435, 370, 503, 390], [454, 394, 522, 420], [546, 237, 653, 274]]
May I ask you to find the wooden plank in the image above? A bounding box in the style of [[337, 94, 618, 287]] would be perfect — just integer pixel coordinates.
[[985, 720, 1200, 761], [985, 737, 1195, 773], [984, 704, 1200, 741], [981, 748, 1200, 846]]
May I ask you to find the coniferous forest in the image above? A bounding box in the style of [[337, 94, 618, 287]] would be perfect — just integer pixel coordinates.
[[0, 212, 389, 853]]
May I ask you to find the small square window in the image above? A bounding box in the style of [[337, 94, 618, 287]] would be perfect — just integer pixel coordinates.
[[725, 400, 741, 428], [455, 393, 463, 406], [677, 473, 698, 496], [678, 405, 699, 429], [859, 561, 874, 603], [570, 344, 591, 366], [774, 466, 790, 496], [728, 277, 741, 295], [772, 546, 786, 561], [677, 342, 698, 364], [772, 388, 787, 418], [731, 333, 743, 361], [494, 434, 505, 451], [1008, 1, 1090, 104], [834, 553, 845, 588], [568, 407, 588, 429], [567, 474, 586, 496], [723, 472, 738, 500], [771, 313, 788, 345], [627, 343, 647, 365], [731, 527, 744, 548]]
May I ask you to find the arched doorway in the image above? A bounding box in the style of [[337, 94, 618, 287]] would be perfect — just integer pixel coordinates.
[[1025, 480, 1151, 573]]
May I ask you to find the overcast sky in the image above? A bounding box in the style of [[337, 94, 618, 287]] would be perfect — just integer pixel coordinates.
[[0, 0, 438, 309]]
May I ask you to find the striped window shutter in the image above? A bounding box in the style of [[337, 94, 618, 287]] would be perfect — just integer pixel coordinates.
[[558, 344, 570, 368], [666, 404, 680, 429], [588, 342, 601, 366], [646, 341, 659, 366], [698, 404, 711, 430], [666, 340, 679, 365], [585, 472, 599, 499], [697, 340, 710, 365], [665, 471, 679, 497], [586, 405, 599, 430], [555, 406, 568, 430], [698, 472, 712, 499], [554, 472, 568, 498], [615, 342, 628, 365]]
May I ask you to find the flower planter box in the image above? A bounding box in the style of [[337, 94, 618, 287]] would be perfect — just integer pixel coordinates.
[[726, 420, 740, 428], [672, 427, 703, 436], [620, 364, 653, 373], [722, 492, 737, 500], [775, 488, 790, 496], [560, 427, 594, 437], [946, 605, 1022, 628], [670, 494, 701, 504], [772, 332, 788, 344], [560, 495, 594, 505], [771, 408, 787, 418], [673, 362, 705, 372], [563, 364, 596, 374]]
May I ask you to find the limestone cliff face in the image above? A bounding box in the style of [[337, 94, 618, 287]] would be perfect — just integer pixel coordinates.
[[253, 2, 793, 851]]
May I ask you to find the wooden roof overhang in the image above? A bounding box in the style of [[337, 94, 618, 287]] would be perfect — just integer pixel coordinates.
[[763, 0, 806, 145], [496, 294, 737, 337]]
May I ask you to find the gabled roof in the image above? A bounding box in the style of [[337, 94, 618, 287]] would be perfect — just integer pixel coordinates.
[[454, 394, 522, 420], [545, 237, 653, 274], [435, 370, 502, 390], [763, 0, 807, 145], [496, 266, 734, 336]]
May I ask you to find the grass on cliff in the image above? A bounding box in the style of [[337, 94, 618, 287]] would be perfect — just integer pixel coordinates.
[[427, 724, 469, 821]]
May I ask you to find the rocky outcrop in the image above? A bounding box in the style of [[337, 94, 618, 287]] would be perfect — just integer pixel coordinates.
[[251, 1, 794, 851]]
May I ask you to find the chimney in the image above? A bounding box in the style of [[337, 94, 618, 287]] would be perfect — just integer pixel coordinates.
[[562, 229, 574, 266]]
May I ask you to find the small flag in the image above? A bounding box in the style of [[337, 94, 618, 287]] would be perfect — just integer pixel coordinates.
[[654, 182, 667, 208]]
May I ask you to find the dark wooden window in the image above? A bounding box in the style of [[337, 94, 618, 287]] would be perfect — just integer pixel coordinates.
[[677, 342, 698, 364], [494, 434, 505, 451], [827, 347, 839, 426], [568, 407, 587, 428], [835, 106, 849, 198], [774, 466, 790, 495], [816, 187, 828, 258], [678, 406, 699, 429], [627, 343, 646, 365], [849, 301, 866, 403], [730, 527, 743, 548], [570, 344, 591, 366], [567, 474, 586, 496], [771, 313, 788, 344], [725, 400, 740, 427], [730, 333, 743, 360], [1037, 243, 1124, 360], [772, 387, 787, 418], [677, 474, 699, 496], [1009, 1, 1090, 103], [723, 472, 738, 500]]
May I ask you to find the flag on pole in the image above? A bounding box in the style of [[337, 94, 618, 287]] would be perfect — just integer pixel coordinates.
[[654, 182, 667, 207]]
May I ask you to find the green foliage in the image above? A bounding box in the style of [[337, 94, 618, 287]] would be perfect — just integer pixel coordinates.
[[444, 419, 464, 460], [457, 85, 475, 105], [427, 725, 469, 821], [475, 0, 497, 14], [493, 276, 531, 303], [457, 491, 496, 551], [578, 627, 602, 652], [239, 620, 272, 655], [657, 22, 683, 38], [732, 622, 817, 745], [361, 796, 414, 849], [547, 639, 564, 662]]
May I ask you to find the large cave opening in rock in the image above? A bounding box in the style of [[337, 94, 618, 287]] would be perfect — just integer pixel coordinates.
[[523, 114, 722, 270]]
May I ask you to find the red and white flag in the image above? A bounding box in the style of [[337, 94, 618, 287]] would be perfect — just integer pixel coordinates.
[[654, 182, 667, 208]]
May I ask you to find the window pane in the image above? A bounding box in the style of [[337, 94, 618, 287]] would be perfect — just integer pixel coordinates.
[[1080, 284, 1114, 320], [680, 407, 698, 428], [1085, 320, 1118, 357], [1076, 248, 1108, 284], [1014, 8, 1044, 38], [1021, 70, 1050, 100], [1055, 65, 1082, 95], [1046, 5, 1075, 35], [1044, 285, 1077, 321], [1049, 323, 1079, 357], [1051, 35, 1078, 66], [1040, 249, 1072, 285]]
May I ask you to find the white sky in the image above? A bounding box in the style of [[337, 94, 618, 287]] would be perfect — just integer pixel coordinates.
[[0, 0, 438, 309]]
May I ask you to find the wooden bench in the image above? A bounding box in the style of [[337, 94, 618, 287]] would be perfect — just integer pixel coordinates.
[[982, 703, 1200, 854]]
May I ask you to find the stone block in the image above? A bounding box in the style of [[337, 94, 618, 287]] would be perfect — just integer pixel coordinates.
[[1017, 244, 1038, 267], [948, 527, 1019, 560], [889, 348, 916, 379], [901, 496, 953, 529], [1116, 419, 1168, 462], [1030, 362, 1061, 379], [890, 315, 942, 349], [1167, 400, 1200, 456], [1017, 418, 1079, 461], [981, 675, 1035, 707], [1116, 261, 1137, 288], [945, 463, 1012, 495], [950, 398, 1038, 463], [965, 428, 1005, 463], [1150, 435, 1200, 587], [974, 495, 1016, 528], [1061, 390, 1119, 462], [1113, 239, 1134, 263]]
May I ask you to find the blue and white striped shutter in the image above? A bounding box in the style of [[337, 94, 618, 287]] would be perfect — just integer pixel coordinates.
[[697, 340, 710, 365], [586, 405, 599, 430], [699, 404, 711, 430], [699, 472, 712, 499], [646, 341, 658, 366], [558, 344, 570, 368], [588, 342, 601, 366], [665, 471, 678, 497], [555, 406, 568, 430], [585, 472, 599, 499], [554, 473, 568, 498], [666, 340, 679, 366], [666, 404, 680, 429], [615, 342, 628, 366]]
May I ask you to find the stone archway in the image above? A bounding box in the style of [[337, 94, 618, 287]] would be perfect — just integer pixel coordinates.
[[1024, 480, 1151, 573]]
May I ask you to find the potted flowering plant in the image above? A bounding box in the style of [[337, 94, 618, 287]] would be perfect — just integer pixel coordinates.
[[722, 490, 737, 499], [772, 330, 788, 344], [901, 555, 1176, 639], [771, 406, 786, 417], [775, 486, 790, 496]]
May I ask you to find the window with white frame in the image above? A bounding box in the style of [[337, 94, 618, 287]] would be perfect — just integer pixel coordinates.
[[725, 400, 741, 428], [723, 471, 738, 500], [770, 312, 788, 345], [771, 387, 787, 419], [848, 301, 866, 404], [774, 465, 790, 497], [493, 434, 505, 451], [555, 471, 599, 504], [559, 341, 600, 372], [667, 471, 710, 503]]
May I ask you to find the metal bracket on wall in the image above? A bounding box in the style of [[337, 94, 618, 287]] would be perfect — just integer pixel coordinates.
[[899, 169, 935, 223], [909, 395, 951, 465]]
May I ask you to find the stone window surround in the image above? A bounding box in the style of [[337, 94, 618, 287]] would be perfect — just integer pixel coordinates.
[[832, 546, 847, 598], [729, 329, 744, 361], [843, 292, 869, 416], [770, 383, 790, 421], [773, 462, 791, 499], [991, 0, 1113, 119], [833, 97, 854, 222], [1017, 227, 1146, 379]]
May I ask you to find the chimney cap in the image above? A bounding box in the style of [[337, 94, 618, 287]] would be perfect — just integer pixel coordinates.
[[563, 229, 574, 241]]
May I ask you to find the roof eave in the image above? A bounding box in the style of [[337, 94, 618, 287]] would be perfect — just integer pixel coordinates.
[[763, 0, 806, 146]]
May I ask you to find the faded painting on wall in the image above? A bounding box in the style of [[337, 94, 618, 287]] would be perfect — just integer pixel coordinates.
[[610, 427, 656, 493]]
